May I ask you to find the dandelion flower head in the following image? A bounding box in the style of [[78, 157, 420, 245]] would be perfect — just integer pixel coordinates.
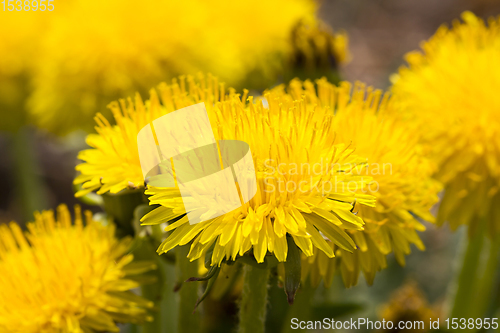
[[391, 11, 500, 235], [141, 79, 376, 266], [0, 205, 155, 333], [280, 78, 441, 286]]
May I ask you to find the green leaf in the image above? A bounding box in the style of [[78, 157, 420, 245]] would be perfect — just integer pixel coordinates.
[[194, 267, 221, 310]]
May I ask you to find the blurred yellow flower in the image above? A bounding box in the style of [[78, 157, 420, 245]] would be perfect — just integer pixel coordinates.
[[287, 19, 350, 83], [281, 79, 440, 287], [141, 77, 375, 266], [27, 0, 315, 134], [0, 205, 155, 333], [378, 281, 437, 332], [0, 11, 47, 131], [391, 11, 500, 236]]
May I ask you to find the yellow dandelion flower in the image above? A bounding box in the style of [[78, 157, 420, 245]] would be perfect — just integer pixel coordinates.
[[28, 0, 315, 134], [280, 78, 441, 287], [141, 79, 376, 266], [391, 11, 500, 235], [74, 74, 227, 197], [0, 205, 156, 333]]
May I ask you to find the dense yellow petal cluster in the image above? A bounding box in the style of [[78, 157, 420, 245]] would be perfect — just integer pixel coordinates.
[[280, 79, 440, 286], [25, 0, 315, 134], [76, 73, 439, 283], [77, 75, 375, 268], [0, 205, 155, 333], [391, 11, 500, 235], [141, 78, 376, 266]]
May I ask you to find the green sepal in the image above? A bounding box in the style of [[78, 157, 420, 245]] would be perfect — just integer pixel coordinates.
[[185, 265, 220, 283], [284, 236, 301, 305], [194, 267, 221, 310]]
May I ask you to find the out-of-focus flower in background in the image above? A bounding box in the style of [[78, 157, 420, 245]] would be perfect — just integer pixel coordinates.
[[391, 11, 500, 236], [283, 79, 441, 287], [24, 0, 318, 135], [378, 281, 438, 333], [286, 19, 350, 84], [0, 204, 156, 333]]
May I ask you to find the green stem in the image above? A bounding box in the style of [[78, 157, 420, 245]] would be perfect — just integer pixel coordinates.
[[133, 237, 178, 333], [449, 226, 485, 319], [175, 245, 200, 333], [473, 234, 500, 319], [102, 190, 148, 237], [12, 127, 48, 221], [449, 221, 500, 323], [238, 265, 270, 333]]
